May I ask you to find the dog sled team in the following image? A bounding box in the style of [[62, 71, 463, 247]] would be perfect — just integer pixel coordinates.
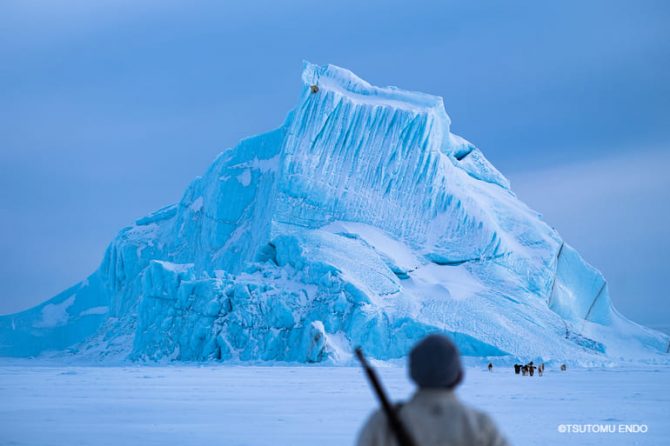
[[486, 361, 568, 376]]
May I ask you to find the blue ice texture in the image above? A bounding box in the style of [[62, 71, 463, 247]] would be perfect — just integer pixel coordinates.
[[1, 63, 668, 365]]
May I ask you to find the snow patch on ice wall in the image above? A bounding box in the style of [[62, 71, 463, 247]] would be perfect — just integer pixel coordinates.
[[0, 62, 667, 364], [33, 295, 76, 328]]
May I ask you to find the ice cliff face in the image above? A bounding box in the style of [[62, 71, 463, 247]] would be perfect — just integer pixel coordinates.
[[1, 63, 667, 364]]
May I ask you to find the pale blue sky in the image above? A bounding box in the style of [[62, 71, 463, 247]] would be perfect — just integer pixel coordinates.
[[1, 0, 669, 329]]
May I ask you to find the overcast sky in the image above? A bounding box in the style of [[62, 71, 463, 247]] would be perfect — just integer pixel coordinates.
[[1, 0, 669, 330]]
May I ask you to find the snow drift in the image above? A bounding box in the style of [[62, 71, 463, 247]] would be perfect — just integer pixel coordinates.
[[1, 62, 667, 364]]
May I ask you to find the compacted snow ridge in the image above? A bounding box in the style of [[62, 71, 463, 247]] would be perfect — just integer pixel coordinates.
[[0, 62, 668, 365]]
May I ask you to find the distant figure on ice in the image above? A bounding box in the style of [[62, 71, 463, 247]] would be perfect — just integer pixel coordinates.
[[356, 334, 509, 446], [488, 362, 493, 372], [560, 364, 567, 372], [528, 363, 536, 377], [514, 364, 521, 375], [539, 363, 545, 376], [521, 365, 528, 376]]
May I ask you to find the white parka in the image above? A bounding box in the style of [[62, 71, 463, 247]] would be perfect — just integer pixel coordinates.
[[356, 389, 509, 446]]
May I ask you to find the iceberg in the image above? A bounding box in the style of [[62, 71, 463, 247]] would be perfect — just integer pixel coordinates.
[[1, 62, 667, 364]]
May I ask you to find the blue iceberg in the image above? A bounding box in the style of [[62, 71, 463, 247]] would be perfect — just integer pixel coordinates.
[[1, 63, 667, 364]]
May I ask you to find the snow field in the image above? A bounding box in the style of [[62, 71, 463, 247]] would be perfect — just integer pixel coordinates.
[[0, 362, 667, 446]]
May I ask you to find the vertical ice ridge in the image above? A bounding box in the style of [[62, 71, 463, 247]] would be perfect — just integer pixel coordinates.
[[285, 69, 499, 260]]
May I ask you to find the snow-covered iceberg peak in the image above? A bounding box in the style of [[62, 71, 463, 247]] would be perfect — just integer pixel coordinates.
[[302, 62, 450, 117], [279, 63, 510, 254], [0, 62, 667, 365]]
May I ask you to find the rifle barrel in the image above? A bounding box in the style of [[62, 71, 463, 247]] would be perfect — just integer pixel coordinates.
[[355, 347, 417, 446]]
